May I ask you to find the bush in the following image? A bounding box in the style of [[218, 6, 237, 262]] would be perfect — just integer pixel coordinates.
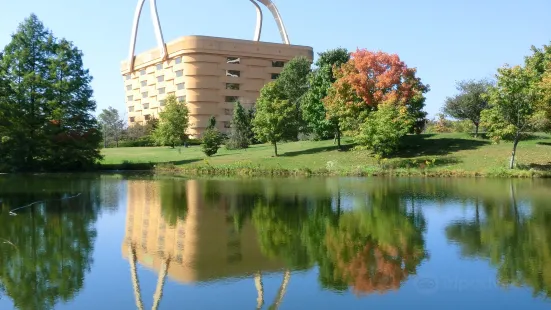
[[187, 138, 202, 146], [201, 128, 223, 156], [355, 103, 413, 156], [118, 136, 155, 147]]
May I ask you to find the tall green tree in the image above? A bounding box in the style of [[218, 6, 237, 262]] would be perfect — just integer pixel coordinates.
[[0, 14, 101, 171], [252, 82, 296, 156], [274, 56, 312, 139], [226, 101, 252, 149], [302, 48, 350, 142], [443, 79, 493, 137], [152, 94, 189, 148], [480, 65, 542, 169], [98, 106, 124, 147]]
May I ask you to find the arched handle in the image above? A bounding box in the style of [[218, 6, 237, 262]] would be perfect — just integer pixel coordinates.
[[127, 0, 291, 72]]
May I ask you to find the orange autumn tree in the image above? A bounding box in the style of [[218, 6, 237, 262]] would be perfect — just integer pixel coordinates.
[[324, 49, 429, 137]]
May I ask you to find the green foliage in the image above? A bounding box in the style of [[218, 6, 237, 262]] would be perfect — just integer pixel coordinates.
[[0, 14, 102, 172], [302, 48, 350, 140], [274, 56, 312, 138], [443, 79, 493, 136], [201, 128, 223, 157], [355, 103, 414, 156], [252, 83, 297, 156], [207, 115, 216, 130], [152, 94, 189, 148], [98, 106, 125, 147], [226, 102, 253, 149]]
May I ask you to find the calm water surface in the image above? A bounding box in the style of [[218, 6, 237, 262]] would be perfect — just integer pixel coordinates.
[[0, 174, 551, 309]]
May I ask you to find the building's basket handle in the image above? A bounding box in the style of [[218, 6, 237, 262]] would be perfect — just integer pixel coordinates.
[[126, 0, 291, 72]]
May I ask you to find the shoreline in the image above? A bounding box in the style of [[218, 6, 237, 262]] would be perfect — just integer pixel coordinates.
[[97, 162, 551, 178]]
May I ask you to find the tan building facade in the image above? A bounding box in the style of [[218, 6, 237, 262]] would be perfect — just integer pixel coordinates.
[[121, 179, 285, 284], [120, 35, 313, 137]]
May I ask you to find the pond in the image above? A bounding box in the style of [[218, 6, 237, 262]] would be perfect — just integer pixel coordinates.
[[0, 174, 550, 309]]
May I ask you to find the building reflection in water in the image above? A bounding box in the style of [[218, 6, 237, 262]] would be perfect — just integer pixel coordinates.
[[121, 179, 289, 309]]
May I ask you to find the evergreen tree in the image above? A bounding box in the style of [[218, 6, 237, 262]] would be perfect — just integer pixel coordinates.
[[207, 115, 216, 130], [0, 14, 102, 171], [226, 101, 251, 149]]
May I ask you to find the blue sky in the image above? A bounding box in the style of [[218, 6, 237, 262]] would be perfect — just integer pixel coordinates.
[[0, 0, 549, 118]]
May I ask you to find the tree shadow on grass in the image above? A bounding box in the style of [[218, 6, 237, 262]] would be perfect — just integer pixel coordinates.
[[100, 158, 202, 171], [536, 142, 551, 146], [282, 143, 356, 157], [395, 134, 490, 158], [518, 162, 551, 171]]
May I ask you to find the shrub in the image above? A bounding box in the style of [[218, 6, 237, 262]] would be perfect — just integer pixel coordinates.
[[201, 128, 223, 156]]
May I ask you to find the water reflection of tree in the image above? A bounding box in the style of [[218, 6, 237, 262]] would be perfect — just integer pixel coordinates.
[[0, 194, 98, 310], [0, 175, 121, 309], [159, 179, 188, 226], [446, 193, 551, 298], [207, 179, 429, 296]]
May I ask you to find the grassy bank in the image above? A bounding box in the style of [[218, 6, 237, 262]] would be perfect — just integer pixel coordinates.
[[100, 133, 551, 178]]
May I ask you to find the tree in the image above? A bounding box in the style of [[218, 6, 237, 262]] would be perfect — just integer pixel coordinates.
[[201, 127, 222, 156], [274, 56, 312, 138], [98, 106, 125, 147], [323, 49, 428, 136], [207, 115, 216, 130], [302, 48, 350, 142], [226, 101, 252, 149], [0, 14, 102, 172], [443, 79, 493, 137], [480, 65, 542, 169], [152, 94, 189, 148], [253, 82, 296, 156], [356, 102, 414, 156]]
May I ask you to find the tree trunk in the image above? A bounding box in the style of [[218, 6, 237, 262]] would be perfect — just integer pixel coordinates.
[[474, 123, 479, 138], [509, 133, 520, 169], [336, 125, 341, 150], [273, 141, 278, 157]]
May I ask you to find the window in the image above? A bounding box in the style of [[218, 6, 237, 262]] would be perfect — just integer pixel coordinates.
[[130, 117, 135, 122], [223, 121, 231, 128], [226, 70, 240, 77], [272, 61, 285, 67], [227, 57, 240, 64], [175, 57, 182, 64], [157, 75, 164, 82], [142, 92, 148, 98], [125, 74, 131, 80], [226, 83, 240, 90], [225, 96, 239, 103], [141, 80, 147, 87], [140, 69, 146, 76], [160, 100, 166, 106], [145, 115, 151, 121], [143, 103, 149, 109], [127, 95, 133, 101], [175, 70, 183, 77], [177, 83, 185, 90], [271, 73, 280, 80], [225, 109, 232, 115], [177, 96, 186, 102], [156, 63, 163, 70], [129, 106, 134, 112], [158, 87, 165, 94]]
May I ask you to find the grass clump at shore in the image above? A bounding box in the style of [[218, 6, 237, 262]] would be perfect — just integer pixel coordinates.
[[100, 133, 551, 178]]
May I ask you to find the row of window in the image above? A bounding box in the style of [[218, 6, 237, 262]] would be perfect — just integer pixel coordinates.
[[125, 57, 183, 80], [225, 71, 279, 80], [126, 70, 184, 89], [226, 56, 285, 68]]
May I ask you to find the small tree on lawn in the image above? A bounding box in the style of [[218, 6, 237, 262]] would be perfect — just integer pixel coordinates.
[[153, 94, 189, 148], [226, 101, 251, 149], [480, 65, 542, 169], [98, 106, 125, 147], [202, 127, 222, 156], [356, 102, 414, 157], [252, 82, 296, 156], [443, 79, 493, 137]]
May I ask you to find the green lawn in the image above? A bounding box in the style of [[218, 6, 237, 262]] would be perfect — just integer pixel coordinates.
[[101, 133, 551, 177]]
